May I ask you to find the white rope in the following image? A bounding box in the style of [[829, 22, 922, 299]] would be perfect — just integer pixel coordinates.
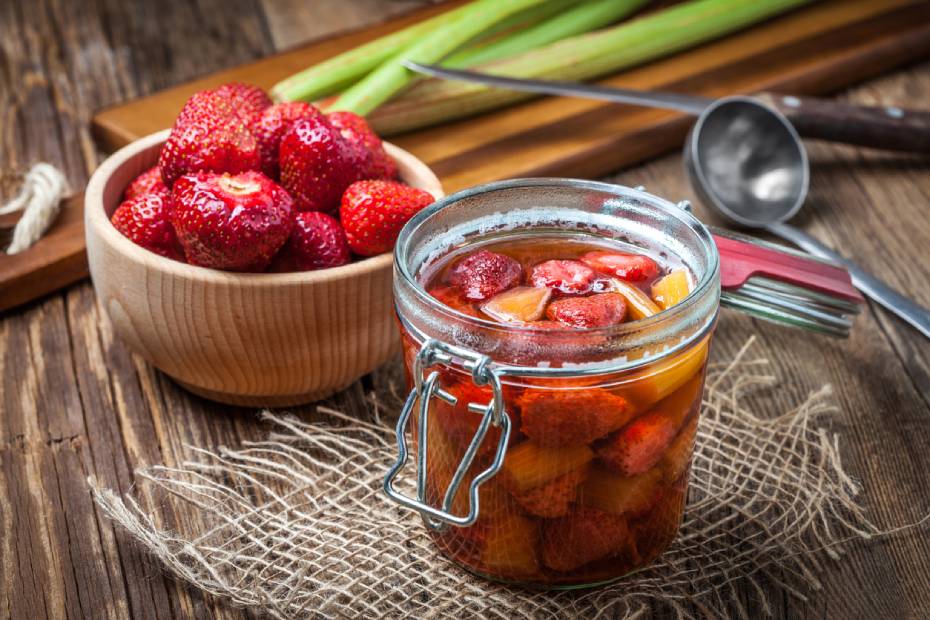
[[2, 163, 69, 254]]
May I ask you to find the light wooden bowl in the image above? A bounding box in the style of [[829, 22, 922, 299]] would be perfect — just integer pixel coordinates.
[[85, 129, 443, 407]]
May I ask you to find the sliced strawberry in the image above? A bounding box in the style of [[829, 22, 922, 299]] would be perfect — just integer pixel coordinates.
[[595, 410, 678, 476], [541, 507, 633, 572], [545, 292, 626, 328], [581, 251, 660, 282], [430, 376, 504, 459], [530, 259, 605, 296], [510, 465, 587, 518], [660, 412, 698, 483], [481, 286, 551, 323], [449, 250, 522, 301], [519, 389, 633, 447]]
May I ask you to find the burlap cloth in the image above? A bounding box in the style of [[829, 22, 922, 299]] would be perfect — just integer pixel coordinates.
[[89, 338, 917, 618]]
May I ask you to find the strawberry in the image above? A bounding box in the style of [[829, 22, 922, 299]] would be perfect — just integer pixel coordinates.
[[159, 88, 262, 187], [510, 466, 587, 518], [255, 102, 323, 179], [481, 286, 551, 323], [279, 115, 364, 213], [581, 251, 660, 282], [595, 410, 678, 476], [340, 179, 435, 256], [111, 193, 183, 261], [519, 389, 633, 447], [541, 507, 633, 572], [327, 111, 398, 180], [171, 171, 294, 271], [449, 250, 522, 301], [530, 259, 605, 296], [431, 375, 506, 459], [124, 166, 169, 201], [545, 293, 626, 328], [269, 211, 350, 272], [212, 82, 271, 120]]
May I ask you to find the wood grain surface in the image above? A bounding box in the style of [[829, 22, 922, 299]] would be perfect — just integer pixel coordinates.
[[1, 1, 928, 619]]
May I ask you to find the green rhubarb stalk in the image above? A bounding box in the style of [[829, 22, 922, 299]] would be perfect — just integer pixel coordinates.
[[368, 0, 814, 135], [271, 0, 580, 103], [330, 0, 558, 116], [445, 0, 649, 68]]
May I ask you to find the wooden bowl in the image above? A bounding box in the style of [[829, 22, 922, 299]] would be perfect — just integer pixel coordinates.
[[85, 129, 443, 407]]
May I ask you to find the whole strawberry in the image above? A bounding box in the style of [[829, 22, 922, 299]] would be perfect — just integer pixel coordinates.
[[326, 111, 397, 180], [270, 211, 351, 272], [159, 87, 262, 187], [213, 82, 271, 121], [124, 166, 169, 201], [340, 180, 434, 257], [279, 116, 364, 213], [111, 193, 183, 260], [171, 171, 294, 271], [256, 102, 324, 180]]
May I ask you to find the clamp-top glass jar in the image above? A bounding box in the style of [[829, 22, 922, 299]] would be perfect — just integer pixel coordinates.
[[385, 179, 720, 588]]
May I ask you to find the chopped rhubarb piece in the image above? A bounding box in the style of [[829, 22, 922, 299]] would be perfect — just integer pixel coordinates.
[[529, 259, 602, 295], [449, 250, 522, 301], [608, 278, 660, 320], [581, 251, 659, 282], [480, 513, 540, 577], [511, 466, 588, 518], [651, 269, 692, 310], [519, 389, 633, 447], [580, 465, 663, 516], [431, 376, 505, 459], [541, 507, 633, 572], [501, 441, 593, 494], [545, 293, 626, 328], [620, 338, 709, 411], [481, 286, 551, 323]]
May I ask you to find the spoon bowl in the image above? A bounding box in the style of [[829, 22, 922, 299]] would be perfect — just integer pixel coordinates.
[[684, 96, 808, 227]]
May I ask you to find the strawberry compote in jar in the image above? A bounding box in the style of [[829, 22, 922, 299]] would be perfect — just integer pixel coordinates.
[[385, 179, 720, 588]]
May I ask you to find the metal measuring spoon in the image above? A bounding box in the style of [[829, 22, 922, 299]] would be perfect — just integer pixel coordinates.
[[403, 62, 930, 338], [684, 96, 930, 339]]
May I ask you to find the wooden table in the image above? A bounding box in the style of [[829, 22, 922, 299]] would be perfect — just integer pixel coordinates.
[[1, 1, 928, 618]]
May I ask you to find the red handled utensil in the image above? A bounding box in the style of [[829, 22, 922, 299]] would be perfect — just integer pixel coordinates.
[[714, 229, 863, 337]]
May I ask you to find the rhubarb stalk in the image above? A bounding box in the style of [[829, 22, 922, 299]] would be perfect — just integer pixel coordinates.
[[330, 0, 558, 116], [368, 0, 814, 134]]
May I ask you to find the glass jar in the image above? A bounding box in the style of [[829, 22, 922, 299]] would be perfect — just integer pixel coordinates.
[[385, 178, 720, 588]]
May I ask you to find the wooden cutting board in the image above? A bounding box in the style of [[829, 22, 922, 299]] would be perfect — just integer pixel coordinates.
[[4, 0, 930, 312]]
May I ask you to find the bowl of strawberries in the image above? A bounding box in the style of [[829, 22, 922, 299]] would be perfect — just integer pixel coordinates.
[[85, 83, 443, 406]]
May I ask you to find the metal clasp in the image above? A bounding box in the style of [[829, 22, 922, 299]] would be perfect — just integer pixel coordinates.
[[383, 338, 511, 530]]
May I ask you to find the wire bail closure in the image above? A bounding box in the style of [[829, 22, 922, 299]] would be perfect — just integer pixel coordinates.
[[383, 338, 511, 530]]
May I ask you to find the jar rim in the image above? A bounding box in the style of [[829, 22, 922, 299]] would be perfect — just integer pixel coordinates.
[[396, 178, 720, 340]]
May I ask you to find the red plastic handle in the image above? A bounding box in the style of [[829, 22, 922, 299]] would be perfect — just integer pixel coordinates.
[[714, 233, 863, 303]]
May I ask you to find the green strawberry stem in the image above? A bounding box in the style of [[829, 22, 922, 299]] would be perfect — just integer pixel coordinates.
[[368, 0, 814, 135], [329, 0, 559, 116], [270, 0, 578, 104], [444, 0, 649, 69]]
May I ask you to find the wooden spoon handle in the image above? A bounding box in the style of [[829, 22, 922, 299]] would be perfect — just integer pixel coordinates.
[[757, 92, 930, 153]]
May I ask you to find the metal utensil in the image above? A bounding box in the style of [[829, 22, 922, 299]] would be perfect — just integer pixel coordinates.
[[404, 61, 930, 339]]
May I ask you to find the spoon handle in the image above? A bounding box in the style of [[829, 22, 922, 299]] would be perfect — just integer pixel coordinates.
[[758, 93, 930, 153], [767, 222, 930, 339]]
